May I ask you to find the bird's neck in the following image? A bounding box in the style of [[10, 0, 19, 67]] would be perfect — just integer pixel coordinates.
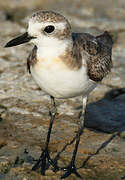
[[36, 37, 73, 59]]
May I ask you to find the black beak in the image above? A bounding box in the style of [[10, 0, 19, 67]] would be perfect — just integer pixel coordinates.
[[5, 32, 36, 48]]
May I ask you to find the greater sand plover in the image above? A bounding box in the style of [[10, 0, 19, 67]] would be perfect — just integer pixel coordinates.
[[5, 10, 113, 179]]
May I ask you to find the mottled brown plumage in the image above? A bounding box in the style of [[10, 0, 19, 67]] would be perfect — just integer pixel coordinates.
[[31, 11, 69, 24], [72, 31, 113, 81]]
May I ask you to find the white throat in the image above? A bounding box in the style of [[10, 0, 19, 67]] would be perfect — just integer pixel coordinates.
[[36, 37, 72, 59]]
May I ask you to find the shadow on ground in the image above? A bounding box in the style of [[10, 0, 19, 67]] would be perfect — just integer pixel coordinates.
[[84, 88, 125, 133], [42, 88, 125, 179]]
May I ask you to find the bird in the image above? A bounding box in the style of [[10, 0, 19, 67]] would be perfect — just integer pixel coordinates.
[[5, 10, 113, 179]]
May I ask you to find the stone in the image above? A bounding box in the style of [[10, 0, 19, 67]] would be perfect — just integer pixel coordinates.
[[0, 0, 125, 179]]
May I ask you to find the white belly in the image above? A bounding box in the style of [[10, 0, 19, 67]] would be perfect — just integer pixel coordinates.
[[31, 60, 97, 99]]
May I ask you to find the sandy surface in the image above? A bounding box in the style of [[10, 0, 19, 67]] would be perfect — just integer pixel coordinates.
[[0, 0, 125, 179]]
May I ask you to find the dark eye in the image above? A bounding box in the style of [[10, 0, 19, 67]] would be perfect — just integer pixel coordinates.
[[44, 25, 55, 33]]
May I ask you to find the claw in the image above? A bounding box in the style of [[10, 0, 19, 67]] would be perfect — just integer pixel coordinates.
[[32, 148, 50, 175], [61, 162, 82, 179], [32, 148, 60, 175]]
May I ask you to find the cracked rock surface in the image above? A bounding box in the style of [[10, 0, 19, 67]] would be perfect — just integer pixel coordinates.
[[0, 0, 125, 179]]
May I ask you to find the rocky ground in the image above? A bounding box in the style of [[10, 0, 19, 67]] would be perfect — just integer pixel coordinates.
[[0, 0, 125, 179]]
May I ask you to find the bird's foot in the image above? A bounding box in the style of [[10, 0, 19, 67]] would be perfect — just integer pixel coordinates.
[[51, 158, 60, 172], [32, 148, 55, 175], [61, 161, 82, 179], [32, 148, 59, 175]]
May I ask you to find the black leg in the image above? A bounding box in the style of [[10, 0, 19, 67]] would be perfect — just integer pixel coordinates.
[[32, 96, 57, 175], [61, 97, 87, 179]]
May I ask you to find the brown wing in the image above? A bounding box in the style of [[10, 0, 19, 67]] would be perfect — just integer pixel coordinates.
[[72, 31, 113, 82], [27, 45, 37, 73]]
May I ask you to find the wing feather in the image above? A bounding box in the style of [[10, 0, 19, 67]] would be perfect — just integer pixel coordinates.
[[27, 45, 37, 73], [72, 31, 113, 81]]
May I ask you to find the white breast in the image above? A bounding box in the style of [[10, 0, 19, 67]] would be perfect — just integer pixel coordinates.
[[30, 57, 97, 99]]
